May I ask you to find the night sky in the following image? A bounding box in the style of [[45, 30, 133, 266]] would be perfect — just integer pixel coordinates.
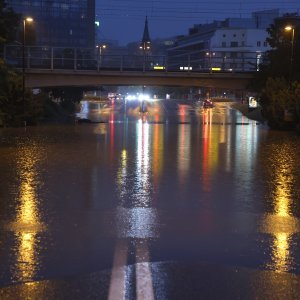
[[96, 0, 299, 45]]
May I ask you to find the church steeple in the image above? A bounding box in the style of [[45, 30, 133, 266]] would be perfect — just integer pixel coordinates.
[[139, 16, 151, 52]]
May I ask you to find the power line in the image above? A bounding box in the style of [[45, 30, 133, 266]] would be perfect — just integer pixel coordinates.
[[96, 8, 299, 21], [107, 0, 298, 4], [97, 7, 299, 14], [96, 4, 299, 16]]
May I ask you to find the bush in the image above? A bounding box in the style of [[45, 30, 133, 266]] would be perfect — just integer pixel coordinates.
[[260, 77, 300, 129]]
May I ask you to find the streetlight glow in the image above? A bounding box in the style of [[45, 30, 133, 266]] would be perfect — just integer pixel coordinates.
[[96, 44, 106, 49], [205, 51, 216, 72], [284, 25, 293, 31], [96, 44, 107, 69], [25, 17, 33, 22], [284, 25, 295, 82]]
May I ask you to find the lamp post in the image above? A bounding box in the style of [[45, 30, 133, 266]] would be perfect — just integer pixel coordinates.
[[205, 51, 215, 73], [22, 17, 33, 125], [284, 25, 295, 82], [96, 44, 106, 70]]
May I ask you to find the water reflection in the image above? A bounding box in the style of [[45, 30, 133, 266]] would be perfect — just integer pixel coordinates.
[[77, 100, 113, 122], [115, 207, 158, 239], [10, 143, 45, 282], [135, 119, 151, 205], [178, 104, 191, 123], [111, 120, 157, 298], [272, 232, 291, 272], [225, 124, 232, 172], [117, 149, 128, 200], [264, 143, 297, 272], [152, 124, 164, 190], [201, 113, 214, 192], [272, 147, 294, 218], [115, 119, 159, 238], [177, 124, 191, 185], [1, 102, 300, 293]]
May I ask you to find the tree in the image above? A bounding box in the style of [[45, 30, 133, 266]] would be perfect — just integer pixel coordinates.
[[34, 86, 92, 123], [0, 0, 20, 45], [250, 14, 300, 90], [0, 60, 43, 126], [266, 15, 300, 82], [250, 14, 300, 129], [0, 2, 42, 126], [259, 77, 300, 128]]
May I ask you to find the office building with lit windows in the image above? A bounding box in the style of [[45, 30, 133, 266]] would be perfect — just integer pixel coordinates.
[[6, 0, 95, 48], [167, 10, 281, 72]]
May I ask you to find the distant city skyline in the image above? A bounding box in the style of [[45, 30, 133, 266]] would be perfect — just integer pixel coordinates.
[[96, 0, 300, 45]]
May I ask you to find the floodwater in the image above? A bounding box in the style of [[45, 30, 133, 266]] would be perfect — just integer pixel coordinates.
[[0, 100, 300, 299]]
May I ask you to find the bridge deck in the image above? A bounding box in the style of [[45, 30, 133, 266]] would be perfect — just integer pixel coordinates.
[[25, 69, 254, 89]]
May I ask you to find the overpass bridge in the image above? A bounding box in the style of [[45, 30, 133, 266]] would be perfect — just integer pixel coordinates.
[[2, 45, 256, 89], [24, 69, 254, 89]]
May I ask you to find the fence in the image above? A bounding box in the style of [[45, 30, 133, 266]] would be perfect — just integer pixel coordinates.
[[1, 45, 262, 73]]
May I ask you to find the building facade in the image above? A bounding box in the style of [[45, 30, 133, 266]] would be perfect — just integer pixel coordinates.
[[167, 10, 281, 72], [6, 0, 95, 48]]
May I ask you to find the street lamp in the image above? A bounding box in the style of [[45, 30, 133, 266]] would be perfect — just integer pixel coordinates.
[[96, 44, 106, 70], [205, 51, 215, 72], [22, 17, 33, 125], [284, 25, 295, 81]]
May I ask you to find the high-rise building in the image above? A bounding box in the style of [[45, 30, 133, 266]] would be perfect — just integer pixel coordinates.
[[6, 0, 95, 48]]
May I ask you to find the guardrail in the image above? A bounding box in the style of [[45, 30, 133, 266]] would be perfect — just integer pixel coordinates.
[[1, 45, 261, 73]]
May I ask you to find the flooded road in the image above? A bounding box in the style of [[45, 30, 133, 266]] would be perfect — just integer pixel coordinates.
[[0, 100, 300, 298]]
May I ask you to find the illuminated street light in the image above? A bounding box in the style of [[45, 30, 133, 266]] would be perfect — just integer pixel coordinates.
[[205, 51, 216, 73], [284, 25, 295, 81], [96, 44, 106, 69], [96, 44, 106, 55], [22, 17, 33, 125]]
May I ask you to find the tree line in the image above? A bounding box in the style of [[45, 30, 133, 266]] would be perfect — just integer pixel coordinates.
[[0, 0, 87, 127], [250, 13, 300, 130]]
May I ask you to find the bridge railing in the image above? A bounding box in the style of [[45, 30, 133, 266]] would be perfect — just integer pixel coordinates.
[[1, 45, 261, 73]]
